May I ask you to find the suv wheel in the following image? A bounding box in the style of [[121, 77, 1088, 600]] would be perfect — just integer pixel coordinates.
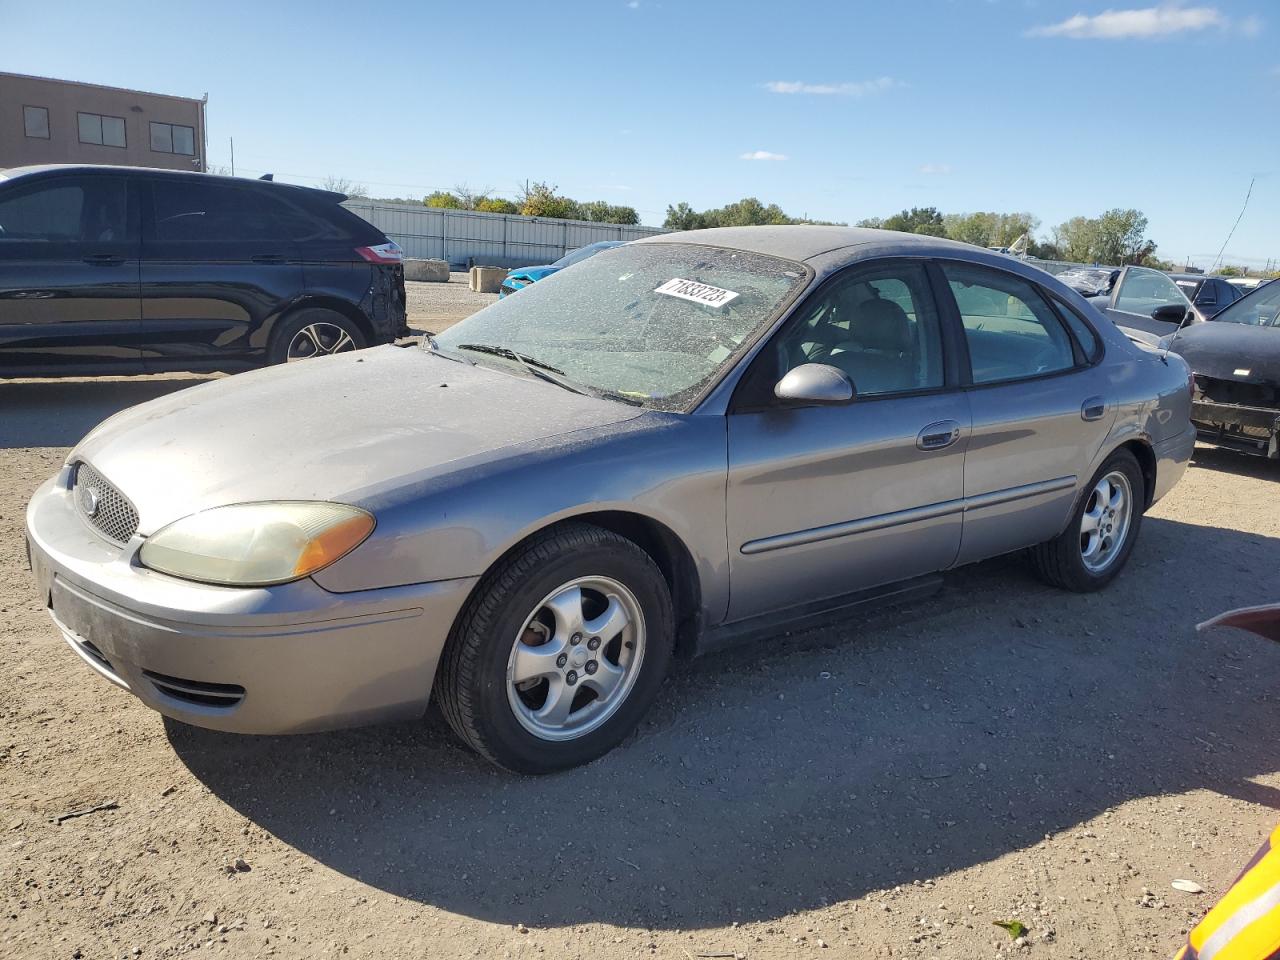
[[269, 308, 366, 364], [436, 523, 674, 774]]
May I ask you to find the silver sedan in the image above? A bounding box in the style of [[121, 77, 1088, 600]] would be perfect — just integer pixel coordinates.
[[26, 227, 1196, 773]]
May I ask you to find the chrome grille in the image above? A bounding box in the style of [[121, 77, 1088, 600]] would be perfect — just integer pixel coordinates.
[[73, 462, 139, 545]]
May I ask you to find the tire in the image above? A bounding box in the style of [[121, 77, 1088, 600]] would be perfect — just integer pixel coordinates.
[[267, 308, 367, 365], [1029, 448, 1145, 592], [436, 523, 674, 774]]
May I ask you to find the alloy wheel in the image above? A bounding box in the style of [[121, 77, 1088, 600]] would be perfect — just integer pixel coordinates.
[[286, 322, 356, 362], [1079, 470, 1132, 573], [505, 576, 646, 742]]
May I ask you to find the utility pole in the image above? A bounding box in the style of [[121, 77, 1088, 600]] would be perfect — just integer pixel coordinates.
[[230, 137, 235, 177]]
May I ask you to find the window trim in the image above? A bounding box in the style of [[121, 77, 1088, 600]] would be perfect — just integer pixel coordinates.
[[729, 256, 960, 414], [149, 120, 197, 156], [22, 104, 50, 140], [933, 258, 1094, 391], [76, 111, 127, 149]]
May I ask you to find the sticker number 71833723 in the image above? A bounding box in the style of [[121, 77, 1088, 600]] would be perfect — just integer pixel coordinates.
[[654, 277, 740, 309]]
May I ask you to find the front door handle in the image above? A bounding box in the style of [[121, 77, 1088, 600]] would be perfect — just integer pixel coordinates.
[[83, 254, 125, 266], [1081, 396, 1108, 422], [916, 419, 962, 451]]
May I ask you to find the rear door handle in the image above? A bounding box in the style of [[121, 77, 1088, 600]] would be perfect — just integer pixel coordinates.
[[82, 254, 125, 266], [916, 419, 962, 451], [1081, 396, 1108, 422]]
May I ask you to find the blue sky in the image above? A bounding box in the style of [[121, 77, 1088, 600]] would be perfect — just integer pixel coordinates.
[[4, 0, 1276, 267]]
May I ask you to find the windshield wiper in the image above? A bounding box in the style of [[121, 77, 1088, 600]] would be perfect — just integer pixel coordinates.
[[454, 343, 642, 406]]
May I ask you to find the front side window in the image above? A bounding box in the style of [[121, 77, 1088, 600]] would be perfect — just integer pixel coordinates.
[[23, 105, 49, 139], [1212, 282, 1280, 328], [150, 121, 196, 156], [0, 177, 127, 244], [942, 262, 1076, 384], [77, 112, 126, 148], [151, 180, 289, 243], [434, 242, 808, 410], [767, 263, 945, 398], [1113, 266, 1191, 317]]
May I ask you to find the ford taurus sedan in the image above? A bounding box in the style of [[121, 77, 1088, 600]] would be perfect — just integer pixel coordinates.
[[26, 227, 1195, 773]]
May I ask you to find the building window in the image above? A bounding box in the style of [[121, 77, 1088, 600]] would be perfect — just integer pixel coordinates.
[[77, 112, 126, 148], [150, 121, 196, 156], [23, 105, 50, 139]]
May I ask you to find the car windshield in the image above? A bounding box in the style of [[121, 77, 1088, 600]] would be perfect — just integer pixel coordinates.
[[1212, 281, 1280, 328], [551, 241, 619, 269], [434, 242, 808, 410]]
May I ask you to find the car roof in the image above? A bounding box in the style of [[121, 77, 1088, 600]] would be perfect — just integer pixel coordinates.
[[0, 164, 346, 201], [634, 225, 980, 263]]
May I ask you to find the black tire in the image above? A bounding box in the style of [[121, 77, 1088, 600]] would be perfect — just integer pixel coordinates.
[[436, 523, 674, 774], [1029, 448, 1145, 592], [267, 308, 367, 365]]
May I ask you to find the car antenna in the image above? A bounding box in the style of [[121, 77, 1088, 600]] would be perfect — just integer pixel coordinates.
[[1159, 300, 1194, 363], [258, 173, 274, 181]]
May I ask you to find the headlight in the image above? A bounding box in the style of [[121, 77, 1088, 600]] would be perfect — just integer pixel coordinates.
[[139, 502, 374, 586]]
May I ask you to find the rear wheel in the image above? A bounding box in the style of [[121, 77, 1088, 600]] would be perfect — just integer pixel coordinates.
[[436, 523, 673, 774], [1029, 448, 1145, 591], [268, 308, 366, 365]]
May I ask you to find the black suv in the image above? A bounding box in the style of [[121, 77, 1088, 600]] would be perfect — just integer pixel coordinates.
[[0, 165, 406, 376]]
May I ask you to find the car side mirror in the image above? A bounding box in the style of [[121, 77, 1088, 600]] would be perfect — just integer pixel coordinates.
[[774, 363, 855, 405], [1151, 304, 1188, 323]]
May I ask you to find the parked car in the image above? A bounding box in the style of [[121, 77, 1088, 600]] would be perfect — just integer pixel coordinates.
[[1169, 273, 1244, 319], [1056, 266, 1119, 299], [1227, 276, 1273, 293], [1160, 279, 1280, 457], [26, 227, 1194, 773], [1089, 265, 1203, 345], [0, 165, 406, 377], [498, 240, 627, 297]]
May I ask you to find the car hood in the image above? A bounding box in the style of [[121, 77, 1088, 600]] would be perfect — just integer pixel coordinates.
[[507, 265, 559, 282], [1168, 322, 1280, 385], [71, 345, 643, 534]]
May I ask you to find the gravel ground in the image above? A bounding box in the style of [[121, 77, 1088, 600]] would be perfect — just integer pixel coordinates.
[[405, 274, 497, 335], [1, 321, 1278, 959]]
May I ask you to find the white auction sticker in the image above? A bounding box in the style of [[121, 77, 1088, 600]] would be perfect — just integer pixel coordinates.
[[654, 277, 740, 308]]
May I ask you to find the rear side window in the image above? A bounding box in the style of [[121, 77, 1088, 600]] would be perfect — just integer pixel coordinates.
[[1051, 297, 1102, 362], [151, 180, 291, 243], [0, 177, 128, 244], [942, 262, 1076, 384]]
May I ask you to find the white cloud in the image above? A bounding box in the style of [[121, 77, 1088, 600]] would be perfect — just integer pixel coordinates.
[[919, 163, 952, 175], [627, 0, 640, 8], [740, 150, 788, 161], [763, 78, 898, 96], [1029, 5, 1229, 39]]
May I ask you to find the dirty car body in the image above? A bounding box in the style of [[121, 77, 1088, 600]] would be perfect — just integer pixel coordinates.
[[26, 227, 1196, 772]]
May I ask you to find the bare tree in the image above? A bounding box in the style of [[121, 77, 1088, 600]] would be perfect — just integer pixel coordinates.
[[321, 176, 368, 199]]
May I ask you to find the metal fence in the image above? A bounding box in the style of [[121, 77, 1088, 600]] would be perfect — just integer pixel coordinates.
[[341, 199, 665, 269]]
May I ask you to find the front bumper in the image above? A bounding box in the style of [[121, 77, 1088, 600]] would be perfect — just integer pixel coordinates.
[[25, 470, 477, 734], [1191, 399, 1280, 458]]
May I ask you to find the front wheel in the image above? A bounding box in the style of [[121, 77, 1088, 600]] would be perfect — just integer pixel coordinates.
[[436, 523, 673, 774], [1029, 448, 1145, 592]]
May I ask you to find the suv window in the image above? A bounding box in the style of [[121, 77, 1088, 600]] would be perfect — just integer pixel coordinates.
[[151, 179, 290, 243], [942, 262, 1076, 384], [1114, 267, 1190, 316], [769, 262, 945, 398], [0, 177, 128, 244]]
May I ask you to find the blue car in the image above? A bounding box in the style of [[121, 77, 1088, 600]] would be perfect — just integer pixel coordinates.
[[499, 240, 628, 297]]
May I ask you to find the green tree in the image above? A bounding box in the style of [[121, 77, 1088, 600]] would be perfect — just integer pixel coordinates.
[[880, 207, 946, 236], [664, 202, 704, 230], [424, 191, 463, 209], [1093, 208, 1149, 265], [519, 182, 581, 220], [854, 216, 885, 229], [1052, 216, 1099, 263], [475, 197, 519, 214], [578, 200, 640, 225], [663, 196, 840, 230]]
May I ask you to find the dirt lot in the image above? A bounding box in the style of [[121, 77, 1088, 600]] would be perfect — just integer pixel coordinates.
[[1, 342, 1278, 959], [406, 274, 498, 334]]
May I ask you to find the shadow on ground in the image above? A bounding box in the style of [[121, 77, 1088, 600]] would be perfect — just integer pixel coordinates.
[[1191, 443, 1280, 482], [0, 377, 212, 449], [170, 517, 1280, 930]]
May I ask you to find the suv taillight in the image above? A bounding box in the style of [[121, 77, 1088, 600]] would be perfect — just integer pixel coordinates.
[[356, 241, 403, 264]]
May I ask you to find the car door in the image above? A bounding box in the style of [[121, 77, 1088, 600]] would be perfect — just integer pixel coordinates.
[[0, 172, 142, 374], [937, 261, 1118, 565], [139, 176, 302, 370], [1101, 266, 1196, 344], [724, 260, 969, 622]]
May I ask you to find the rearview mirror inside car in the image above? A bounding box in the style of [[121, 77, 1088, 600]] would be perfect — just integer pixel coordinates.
[[774, 363, 856, 405], [1151, 304, 1188, 324]]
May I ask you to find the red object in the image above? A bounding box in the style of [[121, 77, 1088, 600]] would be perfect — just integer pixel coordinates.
[[1198, 603, 1280, 644]]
